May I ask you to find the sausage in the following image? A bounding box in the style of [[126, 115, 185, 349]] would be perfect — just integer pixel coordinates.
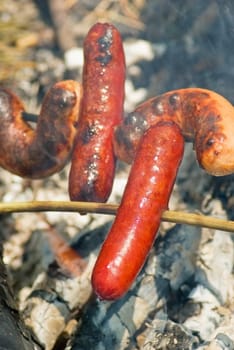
[[92, 121, 184, 300], [69, 22, 125, 202], [0, 80, 82, 178], [114, 88, 234, 176]]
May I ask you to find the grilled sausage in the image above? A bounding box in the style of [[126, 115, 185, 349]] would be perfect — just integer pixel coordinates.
[[92, 121, 184, 300], [114, 88, 234, 176], [0, 80, 82, 178], [69, 22, 125, 202]]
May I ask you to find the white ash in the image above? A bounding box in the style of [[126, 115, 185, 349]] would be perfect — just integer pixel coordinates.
[[123, 39, 155, 67], [64, 47, 84, 70]]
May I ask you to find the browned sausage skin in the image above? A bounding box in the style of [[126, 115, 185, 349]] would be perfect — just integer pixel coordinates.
[[68, 22, 125, 202], [0, 80, 82, 178], [92, 121, 184, 300], [114, 88, 234, 176]]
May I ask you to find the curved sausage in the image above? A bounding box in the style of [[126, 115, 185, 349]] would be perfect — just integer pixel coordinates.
[[114, 88, 234, 176], [69, 22, 125, 202], [0, 80, 82, 178], [92, 121, 184, 300]]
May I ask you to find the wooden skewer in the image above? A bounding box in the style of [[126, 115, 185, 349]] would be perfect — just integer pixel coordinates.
[[0, 201, 234, 233]]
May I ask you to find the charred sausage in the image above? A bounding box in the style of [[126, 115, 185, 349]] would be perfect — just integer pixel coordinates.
[[114, 88, 234, 176], [0, 80, 82, 178], [69, 23, 125, 202]]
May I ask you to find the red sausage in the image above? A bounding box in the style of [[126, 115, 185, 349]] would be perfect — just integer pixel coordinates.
[[92, 121, 184, 300], [69, 23, 125, 202], [114, 88, 234, 176], [0, 80, 82, 178]]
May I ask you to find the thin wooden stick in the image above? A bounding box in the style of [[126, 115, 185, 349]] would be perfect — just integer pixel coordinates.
[[0, 200, 234, 233]]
